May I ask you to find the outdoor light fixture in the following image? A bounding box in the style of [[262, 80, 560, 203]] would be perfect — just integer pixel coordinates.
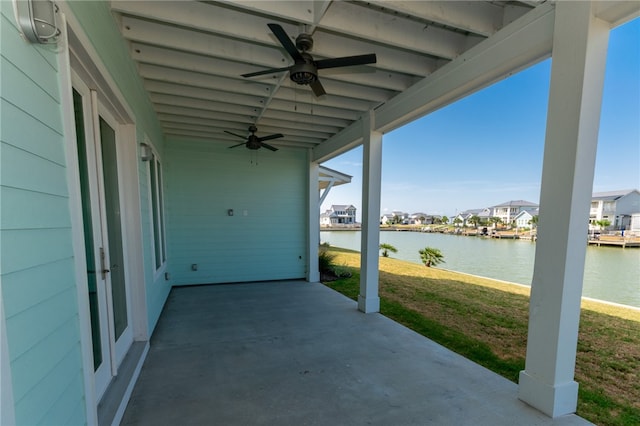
[[13, 0, 60, 44], [140, 142, 153, 162]]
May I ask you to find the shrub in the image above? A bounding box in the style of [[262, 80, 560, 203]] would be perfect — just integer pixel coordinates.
[[418, 247, 445, 267], [319, 246, 337, 273], [379, 243, 398, 257]]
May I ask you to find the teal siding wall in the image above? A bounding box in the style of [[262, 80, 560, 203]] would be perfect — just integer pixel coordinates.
[[65, 1, 170, 332], [165, 139, 308, 284], [1, 2, 86, 424]]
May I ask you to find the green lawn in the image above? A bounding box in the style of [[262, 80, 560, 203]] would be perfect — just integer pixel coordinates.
[[322, 247, 640, 426]]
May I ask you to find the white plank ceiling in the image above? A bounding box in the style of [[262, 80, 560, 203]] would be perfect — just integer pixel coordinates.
[[108, 0, 636, 151]]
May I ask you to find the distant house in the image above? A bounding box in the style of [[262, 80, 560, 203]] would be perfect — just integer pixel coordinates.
[[380, 214, 394, 225], [630, 213, 640, 233], [410, 213, 430, 225], [491, 200, 539, 226], [454, 208, 491, 227], [514, 209, 539, 229], [380, 211, 410, 224], [590, 189, 640, 230], [320, 205, 357, 226], [392, 211, 410, 224]]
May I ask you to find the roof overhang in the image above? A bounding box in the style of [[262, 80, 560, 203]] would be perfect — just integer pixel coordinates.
[[106, 1, 639, 162]]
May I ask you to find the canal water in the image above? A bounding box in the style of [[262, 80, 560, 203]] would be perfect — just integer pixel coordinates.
[[321, 230, 640, 308]]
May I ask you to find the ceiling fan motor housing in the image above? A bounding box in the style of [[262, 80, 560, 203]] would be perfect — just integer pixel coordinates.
[[289, 62, 318, 84], [290, 58, 317, 85], [247, 135, 261, 150]]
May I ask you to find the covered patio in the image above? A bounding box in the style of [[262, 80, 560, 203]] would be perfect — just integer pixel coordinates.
[[2, 1, 638, 425], [120, 281, 588, 425]]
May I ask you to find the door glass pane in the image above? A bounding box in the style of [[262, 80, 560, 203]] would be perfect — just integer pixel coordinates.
[[73, 89, 102, 370], [158, 164, 166, 263], [150, 158, 161, 268], [99, 117, 128, 339]]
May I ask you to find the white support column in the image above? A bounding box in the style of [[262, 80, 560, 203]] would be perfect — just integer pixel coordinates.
[[307, 153, 321, 282], [358, 111, 382, 313], [518, 2, 610, 418]]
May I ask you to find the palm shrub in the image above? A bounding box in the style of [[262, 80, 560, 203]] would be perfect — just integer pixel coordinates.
[[418, 247, 445, 267], [379, 243, 398, 257], [319, 245, 337, 273]]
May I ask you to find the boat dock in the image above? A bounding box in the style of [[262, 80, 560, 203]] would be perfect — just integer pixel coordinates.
[[491, 233, 519, 239], [588, 235, 640, 248]]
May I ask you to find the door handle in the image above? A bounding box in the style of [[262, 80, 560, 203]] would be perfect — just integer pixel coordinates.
[[100, 248, 110, 279]]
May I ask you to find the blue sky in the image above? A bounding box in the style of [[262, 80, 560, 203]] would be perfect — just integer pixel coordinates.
[[321, 17, 639, 220]]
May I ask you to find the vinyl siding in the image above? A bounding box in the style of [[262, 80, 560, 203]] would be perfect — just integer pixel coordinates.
[[1, 2, 86, 424], [166, 139, 308, 285]]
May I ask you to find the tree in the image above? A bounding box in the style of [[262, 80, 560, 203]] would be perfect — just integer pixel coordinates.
[[468, 215, 480, 228], [528, 215, 539, 228], [441, 215, 449, 225], [379, 243, 398, 257], [489, 217, 503, 228], [595, 219, 611, 230], [418, 247, 445, 267], [453, 217, 463, 227], [392, 214, 401, 225]]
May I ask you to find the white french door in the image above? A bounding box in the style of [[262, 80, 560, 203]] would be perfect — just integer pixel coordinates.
[[72, 74, 133, 401]]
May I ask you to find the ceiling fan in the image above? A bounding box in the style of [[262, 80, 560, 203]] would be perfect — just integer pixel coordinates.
[[225, 125, 282, 151], [242, 23, 377, 97]]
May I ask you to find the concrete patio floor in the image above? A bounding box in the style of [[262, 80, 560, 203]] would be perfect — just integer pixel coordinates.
[[121, 281, 590, 425]]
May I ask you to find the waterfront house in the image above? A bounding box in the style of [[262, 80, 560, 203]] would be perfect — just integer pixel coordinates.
[[631, 213, 640, 233], [2, 1, 637, 424], [454, 210, 477, 227], [381, 211, 409, 224], [589, 189, 640, 230], [320, 205, 357, 226], [491, 200, 539, 226], [454, 208, 492, 227], [392, 211, 410, 223], [409, 213, 430, 225], [514, 209, 539, 229], [380, 213, 395, 225]]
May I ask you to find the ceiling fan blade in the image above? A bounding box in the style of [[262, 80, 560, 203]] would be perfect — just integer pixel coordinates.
[[258, 133, 284, 142], [315, 53, 377, 69], [268, 23, 304, 62], [260, 142, 279, 151], [310, 80, 326, 97], [228, 142, 246, 149], [224, 130, 247, 139], [241, 66, 292, 78]]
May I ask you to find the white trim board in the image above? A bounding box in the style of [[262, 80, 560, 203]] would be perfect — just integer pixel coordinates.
[[57, 4, 150, 423]]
